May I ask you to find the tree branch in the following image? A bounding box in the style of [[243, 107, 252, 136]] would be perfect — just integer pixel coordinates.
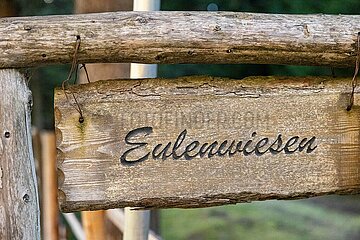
[[0, 11, 359, 68]]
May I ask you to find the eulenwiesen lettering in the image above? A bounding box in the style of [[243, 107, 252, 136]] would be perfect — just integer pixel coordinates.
[[120, 127, 318, 165]]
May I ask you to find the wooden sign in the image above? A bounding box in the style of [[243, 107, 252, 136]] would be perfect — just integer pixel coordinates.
[[55, 76, 360, 212]]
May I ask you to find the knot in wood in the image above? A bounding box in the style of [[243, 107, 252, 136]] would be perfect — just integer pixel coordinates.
[[23, 25, 32, 31], [4, 132, 10, 138], [23, 194, 30, 203], [213, 25, 221, 31]]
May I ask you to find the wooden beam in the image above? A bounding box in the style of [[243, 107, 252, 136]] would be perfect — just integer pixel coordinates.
[[55, 76, 360, 212], [1, 12, 360, 68], [0, 69, 40, 239]]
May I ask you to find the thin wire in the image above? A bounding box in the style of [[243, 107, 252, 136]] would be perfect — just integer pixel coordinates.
[[80, 64, 91, 83], [74, 63, 79, 85], [61, 36, 84, 121], [62, 36, 80, 90], [347, 32, 360, 111]]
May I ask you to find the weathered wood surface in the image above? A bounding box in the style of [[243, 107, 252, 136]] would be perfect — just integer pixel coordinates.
[[56, 76, 360, 212], [124, 3, 160, 237], [75, 1, 133, 239], [0, 70, 40, 239], [1, 12, 360, 68]]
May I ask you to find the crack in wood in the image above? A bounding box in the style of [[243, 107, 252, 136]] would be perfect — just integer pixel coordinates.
[[0, 167, 2, 189]]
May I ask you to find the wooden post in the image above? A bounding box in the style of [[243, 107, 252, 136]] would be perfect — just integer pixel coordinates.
[[41, 131, 59, 240], [124, 1, 160, 240], [0, 0, 17, 17], [82, 211, 106, 239], [0, 69, 40, 239]]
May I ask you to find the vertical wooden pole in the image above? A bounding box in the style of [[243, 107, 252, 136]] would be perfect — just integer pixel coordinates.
[[41, 131, 59, 240], [82, 211, 106, 240], [0, 69, 40, 239], [124, 1, 160, 240], [0, 0, 17, 17]]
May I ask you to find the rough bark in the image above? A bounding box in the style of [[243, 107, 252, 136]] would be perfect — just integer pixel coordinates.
[[0, 70, 40, 239], [0, 12, 360, 68], [55, 76, 360, 212]]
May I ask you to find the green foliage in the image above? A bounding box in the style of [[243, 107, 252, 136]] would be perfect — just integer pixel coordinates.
[[161, 198, 360, 240], [29, 65, 69, 129], [162, 0, 360, 13]]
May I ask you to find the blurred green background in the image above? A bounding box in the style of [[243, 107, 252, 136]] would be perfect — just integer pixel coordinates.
[[8, 0, 360, 239]]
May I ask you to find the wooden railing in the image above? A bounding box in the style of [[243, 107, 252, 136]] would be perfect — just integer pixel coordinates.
[[1, 11, 360, 240], [0, 12, 359, 68]]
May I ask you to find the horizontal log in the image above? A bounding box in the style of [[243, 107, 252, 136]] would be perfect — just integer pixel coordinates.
[[55, 76, 360, 212], [1, 12, 360, 68]]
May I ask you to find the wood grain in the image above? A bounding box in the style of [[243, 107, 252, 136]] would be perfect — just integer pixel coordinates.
[[75, 1, 133, 239], [55, 76, 360, 212], [0, 12, 360, 68], [0, 70, 40, 239]]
